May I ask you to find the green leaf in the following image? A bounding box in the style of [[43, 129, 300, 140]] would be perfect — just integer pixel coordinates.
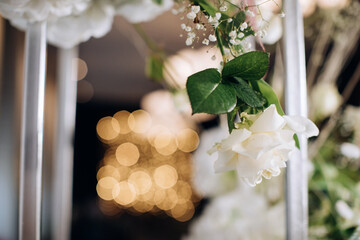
[[227, 106, 239, 133], [222, 51, 269, 80], [293, 134, 300, 149], [255, 79, 284, 115], [186, 68, 236, 114], [231, 77, 264, 107], [152, 0, 162, 4], [193, 0, 218, 17]]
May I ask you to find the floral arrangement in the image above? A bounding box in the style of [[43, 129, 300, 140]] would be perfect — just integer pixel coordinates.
[[2, 0, 360, 239]]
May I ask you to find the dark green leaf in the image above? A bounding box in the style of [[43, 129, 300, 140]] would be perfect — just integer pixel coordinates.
[[255, 79, 284, 115], [222, 51, 269, 80], [186, 68, 236, 114], [193, 0, 218, 17], [231, 77, 264, 107]]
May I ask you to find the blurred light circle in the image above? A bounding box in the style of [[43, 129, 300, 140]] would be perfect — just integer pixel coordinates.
[[113, 110, 132, 134], [171, 201, 195, 222], [113, 181, 137, 205], [177, 128, 199, 152], [116, 142, 140, 166], [128, 110, 152, 133], [153, 165, 178, 189], [77, 80, 94, 103], [176, 181, 192, 200], [97, 165, 121, 181], [73, 58, 88, 81], [156, 188, 178, 210], [96, 117, 120, 141], [128, 170, 152, 195], [96, 176, 118, 201]]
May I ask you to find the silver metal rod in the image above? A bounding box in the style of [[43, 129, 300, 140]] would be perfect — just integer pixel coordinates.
[[282, 0, 308, 239], [52, 47, 78, 240], [19, 21, 47, 240]]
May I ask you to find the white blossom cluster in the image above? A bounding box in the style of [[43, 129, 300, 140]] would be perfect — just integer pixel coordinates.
[[0, 0, 173, 48]]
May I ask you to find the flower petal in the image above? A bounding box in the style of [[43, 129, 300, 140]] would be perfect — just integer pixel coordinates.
[[284, 115, 319, 138], [250, 104, 285, 132]]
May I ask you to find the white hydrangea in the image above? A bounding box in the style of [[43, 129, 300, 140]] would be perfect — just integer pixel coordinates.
[[114, 0, 173, 23], [209, 104, 319, 187], [0, 0, 90, 22], [183, 187, 285, 240]]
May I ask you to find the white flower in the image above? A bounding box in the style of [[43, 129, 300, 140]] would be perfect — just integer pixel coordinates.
[[185, 37, 194, 46], [228, 30, 237, 38], [215, 12, 221, 20], [0, 0, 89, 22], [191, 5, 200, 14], [114, 0, 173, 23], [210, 104, 319, 186], [240, 22, 248, 31], [219, 5, 228, 12], [202, 38, 209, 45], [183, 187, 285, 240], [208, 34, 216, 42], [7, 1, 114, 49], [340, 143, 360, 159], [310, 83, 342, 121], [186, 11, 196, 20], [238, 32, 244, 38]]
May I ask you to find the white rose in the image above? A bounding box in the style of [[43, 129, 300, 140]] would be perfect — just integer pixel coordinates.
[[209, 104, 319, 187]]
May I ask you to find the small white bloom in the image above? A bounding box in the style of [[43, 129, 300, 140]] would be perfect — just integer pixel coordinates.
[[181, 23, 186, 29], [279, 12, 286, 18], [246, 10, 255, 17], [187, 32, 196, 38], [187, 11, 196, 20], [227, 18, 233, 23], [208, 34, 217, 42], [208, 16, 219, 27], [202, 38, 209, 45], [185, 26, 192, 32], [238, 32, 245, 38], [229, 30, 237, 38], [215, 12, 221, 20], [186, 37, 194, 46], [340, 143, 360, 159], [171, 8, 178, 15], [210, 105, 319, 186], [191, 5, 200, 14], [240, 22, 248, 31], [195, 23, 204, 30], [336, 200, 354, 219], [219, 5, 228, 12]]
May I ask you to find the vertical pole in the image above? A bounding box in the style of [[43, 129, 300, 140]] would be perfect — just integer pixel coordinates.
[[282, 0, 308, 239], [52, 47, 78, 240], [19, 21, 47, 240]]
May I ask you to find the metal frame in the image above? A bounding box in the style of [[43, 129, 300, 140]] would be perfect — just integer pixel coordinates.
[[282, 0, 308, 239], [19, 21, 47, 240]]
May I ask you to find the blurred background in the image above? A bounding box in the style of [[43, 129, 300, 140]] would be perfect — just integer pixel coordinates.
[[0, 0, 359, 239]]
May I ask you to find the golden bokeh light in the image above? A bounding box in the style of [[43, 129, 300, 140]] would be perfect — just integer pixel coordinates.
[[128, 170, 152, 195], [113, 110, 132, 134], [113, 181, 137, 205], [128, 110, 152, 134], [96, 177, 118, 201], [73, 58, 88, 81], [177, 128, 199, 152], [97, 165, 121, 181], [116, 142, 140, 166], [153, 165, 178, 189], [96, 117, 120, 141], [96, 109, 200, 221]]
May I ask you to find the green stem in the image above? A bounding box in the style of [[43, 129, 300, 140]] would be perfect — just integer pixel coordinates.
[[133, 24, 160, 52], [215, 28, 227, 65]]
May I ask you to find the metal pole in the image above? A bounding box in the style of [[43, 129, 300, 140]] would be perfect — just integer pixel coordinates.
[[282, 0, 308, 239], [19, 21, 47, 240], [52, 47, 78, 240]]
